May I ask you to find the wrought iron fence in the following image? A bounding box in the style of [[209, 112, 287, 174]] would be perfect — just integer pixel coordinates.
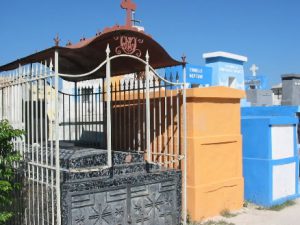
[[0, 60, 61, 225], [59, 72, 184, 168]]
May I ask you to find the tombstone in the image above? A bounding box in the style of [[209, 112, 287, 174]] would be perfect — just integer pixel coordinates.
[[245, 64, 268, 90], [203, 51, 247, 90], [244, 64, 273, 106], [281, 74, 300, 105]]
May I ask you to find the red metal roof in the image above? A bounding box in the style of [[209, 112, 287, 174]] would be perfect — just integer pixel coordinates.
[[0, 26, 182, 82]]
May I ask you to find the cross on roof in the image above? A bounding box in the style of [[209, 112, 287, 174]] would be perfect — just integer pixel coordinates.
[[121, 0, 137, 27], [250, 64, 259, 76]]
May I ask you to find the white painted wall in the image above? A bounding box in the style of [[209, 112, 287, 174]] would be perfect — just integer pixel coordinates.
[[272, 162, 296, 200], [271, 125, 294, 160]]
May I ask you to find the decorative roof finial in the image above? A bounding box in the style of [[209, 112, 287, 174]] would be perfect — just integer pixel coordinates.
[[121, 0, 136, 27], [54, 33, 61, 46]]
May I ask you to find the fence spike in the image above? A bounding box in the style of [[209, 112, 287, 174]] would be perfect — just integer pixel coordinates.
[[49, 59, 53, 72], [35, 63, 39, 78], [176, 71, 179, 81], [26, 65, 30, 79], [39, 62, 43, 78], [170, 72, 173, 82]]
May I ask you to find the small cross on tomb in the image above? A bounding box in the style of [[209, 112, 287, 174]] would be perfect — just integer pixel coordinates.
[[250, 64, 259, 77], [121, 0, 136, 27]]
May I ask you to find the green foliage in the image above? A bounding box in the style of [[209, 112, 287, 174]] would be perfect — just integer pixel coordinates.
[[243, 201, 249, 208], [256, 200, 296, 211], [220, 209, 237, 218], [201, 221, 235, 225], [187, 220, 235, 225], [0, 119, 24, 224]]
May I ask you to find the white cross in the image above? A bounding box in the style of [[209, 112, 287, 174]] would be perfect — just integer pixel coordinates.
[[250, 64, 259, 77]]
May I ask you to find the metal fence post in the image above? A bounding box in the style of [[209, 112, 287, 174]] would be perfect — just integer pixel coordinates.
[[54, 51, 62, 225], [145, 51, 151, 163], [106, 45, 112, 168], [182, 57, 187, 225]]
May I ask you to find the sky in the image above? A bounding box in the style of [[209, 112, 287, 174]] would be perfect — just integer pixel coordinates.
[[0, 0, 299, 87]]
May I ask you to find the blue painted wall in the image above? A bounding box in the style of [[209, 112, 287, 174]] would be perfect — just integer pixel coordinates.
[[205, 57, 245, 90], [242, 106, 300, 207], [165, 64, 212, 88]]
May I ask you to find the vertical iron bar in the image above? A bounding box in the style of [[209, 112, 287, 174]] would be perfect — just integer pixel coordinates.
[[35, 64, 40, 225], [63, 94, 65, 140], [98, 85, 101, 147], [128, 80, 131, 150], [88, 86, 91, 143], [40, 64, 44, 225], [78, 88, 81, 144], [43, 62, 50, 225], [133, 80, 136, 151], [69, 95, 71, 140], [176, 72, 180, 169], [137, 77, 141, 152], [119, 81, 122, 150], [30, 65, 35, 225], [145, 51, 151, 162], [158, 78, 162, 164], [49, 63, 54, 225], [164, 73, 168, 166], [75, 82, 78, 141], [123, 81, 126, 150], [93, 87, 95, 146], [142, 77, 145, 152], [102, 79, 106, 148], [152, 76, 156, 162], [170, 73, 174, 168], [114, 82, 117, 150], [54, 51, 62, 225], [182, 61, 187, 225], [81, 87, 84, 143], [26, 65, 31, 224], [84, 86, 88, 144], [38, 64, 44, 223], [105, 45, 112, 167]]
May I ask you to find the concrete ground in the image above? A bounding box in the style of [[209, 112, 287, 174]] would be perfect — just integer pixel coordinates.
[[201, 198, 300, 225]]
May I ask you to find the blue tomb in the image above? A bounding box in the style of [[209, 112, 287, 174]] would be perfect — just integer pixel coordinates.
[[242, 106, 299, 206], [203, 51, 247, 90]]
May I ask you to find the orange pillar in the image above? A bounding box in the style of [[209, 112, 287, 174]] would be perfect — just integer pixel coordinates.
[[185, 87, 245, 221]]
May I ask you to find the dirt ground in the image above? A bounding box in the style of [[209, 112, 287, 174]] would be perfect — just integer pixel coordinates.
[[203, 198, 300, 225]]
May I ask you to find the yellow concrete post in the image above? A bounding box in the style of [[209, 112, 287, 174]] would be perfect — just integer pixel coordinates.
[[185, 86, 245, 221]]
